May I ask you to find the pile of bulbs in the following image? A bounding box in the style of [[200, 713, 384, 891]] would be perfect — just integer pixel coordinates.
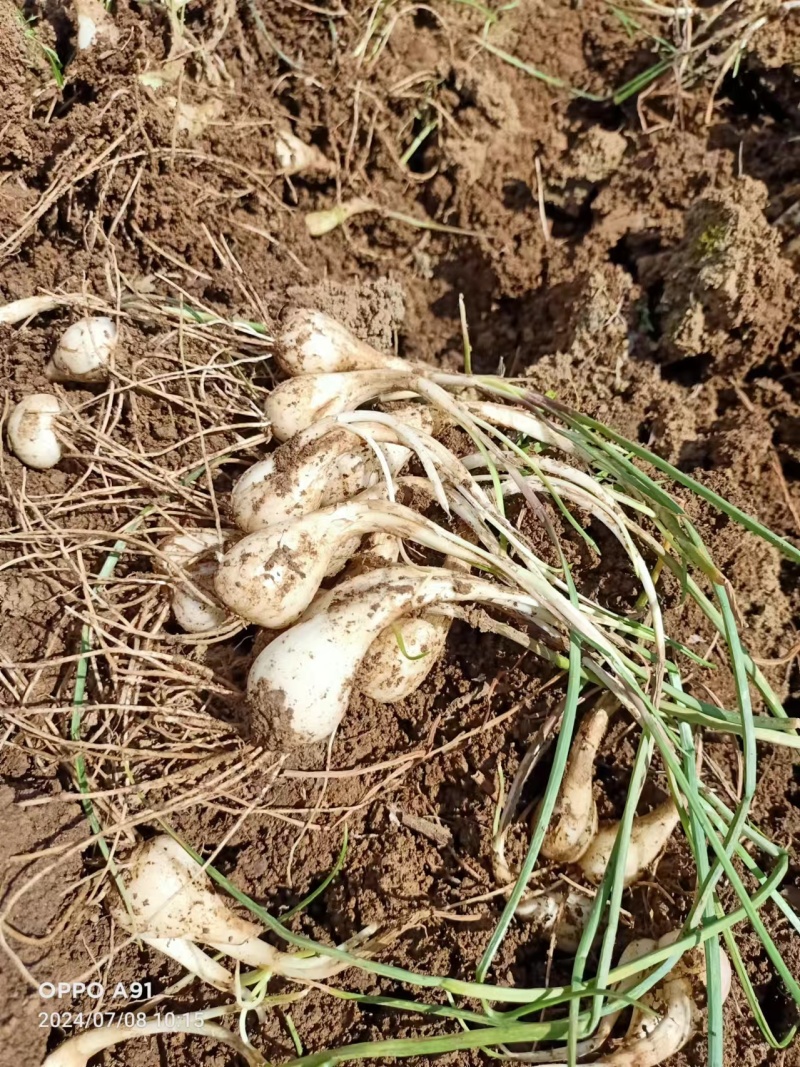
[[492, 694, 686, 951], [43, 831, 732, 1067], [128, 306, 670, 761], [200, 307, 594, 747], [13, 306, 733, 1067]]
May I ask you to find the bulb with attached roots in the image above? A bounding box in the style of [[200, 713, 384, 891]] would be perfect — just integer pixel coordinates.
[[157, 530, 229, 634]]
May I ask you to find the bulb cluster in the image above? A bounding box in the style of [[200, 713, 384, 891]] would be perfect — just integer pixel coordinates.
[[33, 306, 741, 1067], [204, 308, 642, 749], [208, 310, 464, 742]]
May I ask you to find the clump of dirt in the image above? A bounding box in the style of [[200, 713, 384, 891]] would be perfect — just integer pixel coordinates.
[[644, 177, 796, 376], [0, 0, 42, 225], [285, 278, 406, 352]]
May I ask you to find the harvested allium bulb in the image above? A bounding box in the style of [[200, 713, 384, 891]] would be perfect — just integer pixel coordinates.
[[603, 934, 732, 1067], [540, 698, 613, 864], [115, 834, 262, 944], [42, 1012, 262, 1067], [230, 425, 410, 532], [515, 886, 596, 953], [115, 835, 373, 981], [277, 308, 417, 376], [354, 557, 466, 703], [494, 795, 596, 952], [7, 393, 62, 470], [265, 369, 411, 441], [275, 131, 334, 177], [355, 613, 450, 703], [245, 566, 531, 746], [158, 530, 228, 634], [577, 794, 681, 886], [215, 499, 480, 629], [539, 697, 680, 884], [46, 316, 118, 383]]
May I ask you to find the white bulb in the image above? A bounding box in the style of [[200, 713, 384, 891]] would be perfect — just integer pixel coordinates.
[[47, 316, 118, 382], [215, 499, 465, 629], [114, 835, 261, 944], [158, 530, 228, 634], [356, 614, 449, 703], [516, 887, 595, 952], [160, 530, 219, 567], [171, 586, 228, 634], [7, 393, 62, 470], [245, 566, 516, 746], [113, 835, 368, 981], [265, 369, 410, 442], [230, 430, 409, 533], [277, 309, 410, 376], [77, 12, 97, 49]]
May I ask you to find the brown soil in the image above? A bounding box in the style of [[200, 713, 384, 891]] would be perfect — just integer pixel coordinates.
[[1, 3, 800, 1067]]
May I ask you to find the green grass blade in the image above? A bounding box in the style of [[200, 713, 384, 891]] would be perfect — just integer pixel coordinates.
[[613, 56, 674, 103], [689, 580, 756, 918], [583, 734, 654, 1042], [476, 593, 584, 980], [566, 411, 800, 564], [282, 1016, 580, 1067], [673, 675, 723, 1067], [282, 829, 349, 922], [478, 38, 607, 102], [321, 990, 492, 1026], [721, 927, 797, 1049]]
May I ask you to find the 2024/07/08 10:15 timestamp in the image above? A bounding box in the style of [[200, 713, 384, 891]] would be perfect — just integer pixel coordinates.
[[39, 1011, 204, 1030]]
